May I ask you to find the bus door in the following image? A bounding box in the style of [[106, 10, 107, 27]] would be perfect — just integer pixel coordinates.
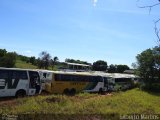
[[108, 78, 115, 91], [28, 71, 41, 95], [103, 77, 108, 89]]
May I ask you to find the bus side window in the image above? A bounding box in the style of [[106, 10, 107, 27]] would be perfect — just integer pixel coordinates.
[[11, 71, 28, 80], [19, 71, 28, 80], [0, 70, 8, 89]]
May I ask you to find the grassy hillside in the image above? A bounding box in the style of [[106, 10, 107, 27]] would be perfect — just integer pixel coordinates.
[[15, 59, 58, 70], [15, 60, 37, 69], [0, 89, 160, 119]]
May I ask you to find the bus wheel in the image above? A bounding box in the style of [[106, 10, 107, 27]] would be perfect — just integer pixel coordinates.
[[16, 90, 26, 98], [70, 88, 76, 96], [98, 88, 103, 95], [63, 88, 69, 95]]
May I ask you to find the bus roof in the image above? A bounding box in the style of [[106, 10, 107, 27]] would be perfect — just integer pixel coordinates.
[[91, 71, 138, 78], [65, 62, 91, 67], [0, 67, 39, 72], [38, 70, 100, 76]]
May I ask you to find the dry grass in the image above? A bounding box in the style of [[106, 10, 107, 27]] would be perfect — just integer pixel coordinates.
[[0, 89, 160, 119]]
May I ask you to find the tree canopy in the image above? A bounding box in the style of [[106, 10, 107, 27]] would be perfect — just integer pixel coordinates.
[[136, 46, 160, 91], [108, 64, 130, 73], [0, 49, 16, 68], [38, 51, 51, 69], [92, 60, 108, 71], [65, 58, 91, 65]]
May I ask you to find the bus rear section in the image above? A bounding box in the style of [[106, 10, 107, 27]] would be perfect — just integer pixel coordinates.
[[0, 68, 41, 97], [111, 78, 134, 91], [44, 72, 107, 95]]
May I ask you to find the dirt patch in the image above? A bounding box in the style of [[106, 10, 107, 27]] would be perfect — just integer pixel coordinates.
[[69, 93, 112, 102], [39, 91, 51, 96], [0, 98, 18, 107], [45, 97, 65, 103]]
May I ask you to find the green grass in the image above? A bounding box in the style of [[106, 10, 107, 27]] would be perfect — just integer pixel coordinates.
[[0, 89, 160, 119], [15, 59, 58, 70], [15, 60, 37, 69]]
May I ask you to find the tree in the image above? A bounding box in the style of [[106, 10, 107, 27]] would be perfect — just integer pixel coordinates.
[[38, 51, 51, 69], [92, 60, 108, 71], [136, 46, 160, 89], [50, 56, 59, 70], [108, 64, 117, 73], [65, 58, 91, 65], [116, 65, 130, 73], [137, 1, 160, 91], [37, 57, 44, 69], [137, 0, 160, 46], [29, 56, 36, 65], [0, 49, 7, 57], [17, 54, 29, 62], [0, 52, 16, 68]]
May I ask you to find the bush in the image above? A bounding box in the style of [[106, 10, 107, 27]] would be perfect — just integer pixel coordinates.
[[0, 52, 16, 67], [151, 83, 160, 92], [140, 82, 160, 92]]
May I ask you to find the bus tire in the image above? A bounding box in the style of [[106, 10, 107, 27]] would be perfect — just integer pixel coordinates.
[[70, 88, 76, 96], [98, 88, 103, 95], [63, 88, 69, 95], [16, 89, 26, 98]]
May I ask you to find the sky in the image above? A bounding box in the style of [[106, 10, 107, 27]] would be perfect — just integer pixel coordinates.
[[0, 0, 160, 67]]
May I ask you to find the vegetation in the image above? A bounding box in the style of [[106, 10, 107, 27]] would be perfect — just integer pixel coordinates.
[[108, 64, 130, 73], [15, 59, 37, 69], [0, 49, 132, 73], [136, 46, 160, 92], [37, 51, 51, 69], [65, 58, 91, 65], [0, 49, 16, 68], [0, 89, 159, 119], [29, 56, 36, 65], [50, 57, 59, 70], [92, 60, 108, 71], [138, 0, 160, 47]]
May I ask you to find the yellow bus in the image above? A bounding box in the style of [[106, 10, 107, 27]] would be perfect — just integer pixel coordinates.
[[42, 71, 108, 95]]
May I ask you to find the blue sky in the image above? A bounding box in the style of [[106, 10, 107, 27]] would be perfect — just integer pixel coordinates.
[[0, 0, 160, 67]]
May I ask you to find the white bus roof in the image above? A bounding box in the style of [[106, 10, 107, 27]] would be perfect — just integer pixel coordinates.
[[0, 67, 38, 71], [38, 70, 100, 76], [91, 71, 138, 78], [65, 62, 91, 67]]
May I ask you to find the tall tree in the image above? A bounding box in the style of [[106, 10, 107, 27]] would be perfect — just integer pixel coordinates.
[[29, 56, 36, 65], [92, 60, 108, 71], [0, 49, 7, 57], [136, 46, 160, 87], [38, 51, 51, 69], [108, 64, 117, 73], [116, 65, 130, 73], [50, 56, 59, 70], [137, 0, 160, 46]]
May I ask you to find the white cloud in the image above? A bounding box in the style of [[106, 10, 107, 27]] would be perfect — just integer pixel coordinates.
[[93, 0, 98, 7]]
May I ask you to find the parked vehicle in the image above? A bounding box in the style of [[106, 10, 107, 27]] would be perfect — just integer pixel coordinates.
[[41, 71, 108, 95], [0, 67, 41, 97]]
